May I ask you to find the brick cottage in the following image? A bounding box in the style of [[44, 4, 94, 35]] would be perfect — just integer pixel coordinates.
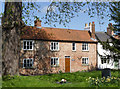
[[19, 19, 97, 75]]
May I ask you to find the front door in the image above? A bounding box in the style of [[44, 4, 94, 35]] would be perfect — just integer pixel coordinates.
[[65, 56, 70, 72]]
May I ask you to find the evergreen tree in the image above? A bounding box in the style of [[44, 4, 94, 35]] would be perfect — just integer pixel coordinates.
[[110, 2, 120, 32], [101, 2, 120, 68]]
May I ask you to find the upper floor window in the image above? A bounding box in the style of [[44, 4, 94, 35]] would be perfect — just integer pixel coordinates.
[[82, 43, 89, 51], [23, 40, 34, 50], [23, 58, 33, 68], [72, 43, 76, 51], [50, 42, 59, 51], [82, 57, 89, 65], [51, 57, 59, 66]]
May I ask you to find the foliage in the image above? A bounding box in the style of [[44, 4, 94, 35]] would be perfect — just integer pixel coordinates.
[[43, 2, 110, 27], [110, 2, 120, 31], [100, 2, 120, 62], [86, 76, 120, 87]]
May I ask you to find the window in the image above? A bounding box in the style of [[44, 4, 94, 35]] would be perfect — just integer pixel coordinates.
[[50, 42, 59, 51], [51, 57, 59, 66], [82, 57, 89, 65], [101, 56, 109, 64], [82, 43, 89, 51], [72, 43, 76, 51], [23, 58, 33, 68], [23, 40, 34, 50]]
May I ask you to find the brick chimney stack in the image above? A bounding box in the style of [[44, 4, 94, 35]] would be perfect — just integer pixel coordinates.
[[91, 22, 95, 39], [34, 19, 42, 28], [107, 23, 114, 36]]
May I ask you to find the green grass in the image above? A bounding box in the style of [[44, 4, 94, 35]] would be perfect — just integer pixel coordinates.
[[2, 70, 120, 87]]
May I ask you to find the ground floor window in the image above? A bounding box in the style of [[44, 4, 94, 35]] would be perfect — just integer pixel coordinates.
[[51, 57, 59, 66], [23, 58, 33, 68], [82, 57, 89, 65], [101, 56, 109, 64]]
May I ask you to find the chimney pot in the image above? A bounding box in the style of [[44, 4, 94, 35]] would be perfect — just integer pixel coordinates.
[[85, 23, 88, 27], [89, 22, 91, 26]]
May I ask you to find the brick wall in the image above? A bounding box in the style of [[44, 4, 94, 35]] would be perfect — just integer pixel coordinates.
[[19, 40, 97, 75]]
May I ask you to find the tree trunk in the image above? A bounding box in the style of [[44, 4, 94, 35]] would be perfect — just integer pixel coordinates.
[[2, 2, 24, 75]]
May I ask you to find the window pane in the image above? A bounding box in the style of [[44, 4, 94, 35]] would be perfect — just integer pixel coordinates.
[[24, 63, 26, 67], [24, 45, 26, 49], [82, 58, 84, 64], [30, 41, 32, 45], [107, 60, 109, 64], [85, 58, 86, 64], [73, 47, 75, 50], [27, 46, 29, 49], [104, 60, 106, 63], [101, 60, 103, 64], [23, 41, 26, 49], [30, 45, 32, 49], [54, 43, 56, 50], [55, 58, 58, 65], [56, 43, 58, 50], [51, 43, 53, 50], [30, 64, 32, 67], [27, 60, 29, 67], [51, 58, 53, 65], [24, 60, 26, 63], [86, 58, 88, 64], [27, 41, 29, 46], [54, 58, 56, 65]]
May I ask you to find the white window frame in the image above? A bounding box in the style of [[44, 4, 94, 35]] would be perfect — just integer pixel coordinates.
[[50, 42, 59, 51], [72, 42, 76, 51], [23, 40, 34, 50], [101, 56, 110, 64], [23, 58, 33, 68], [50, 57, 59, 67], [82, 43, 89, 51], [82, 57, 89, 65]]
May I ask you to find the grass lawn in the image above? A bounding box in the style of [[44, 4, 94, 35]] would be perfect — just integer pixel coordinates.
[[2, 70, 120, 87]]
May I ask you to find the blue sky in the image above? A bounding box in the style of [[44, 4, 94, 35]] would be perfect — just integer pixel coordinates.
[[0, 1, 115, 32]]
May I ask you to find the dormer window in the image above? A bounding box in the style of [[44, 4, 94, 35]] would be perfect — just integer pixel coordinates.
[[50, 42, 59, 51], [23, 40, 34, 50]]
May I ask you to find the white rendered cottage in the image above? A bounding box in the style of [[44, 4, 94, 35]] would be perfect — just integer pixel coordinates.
[[95, 32, 116, 69]]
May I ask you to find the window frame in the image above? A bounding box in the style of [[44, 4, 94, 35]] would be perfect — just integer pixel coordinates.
[[82, 57, 89, 65], [72, 42, 76, 51], [23, 58, 34, 68], [101, 56, 110, 64], [50, 57, 59, 67], [82, 43, 89, 51], [50, 42, 59, 51], [23, 40, 34, 50]]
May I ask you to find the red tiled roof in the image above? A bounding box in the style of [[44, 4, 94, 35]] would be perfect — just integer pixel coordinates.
[[21, 26, 97, 42]]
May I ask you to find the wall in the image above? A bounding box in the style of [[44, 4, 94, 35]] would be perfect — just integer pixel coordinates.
[[19, 40, 97, 75]]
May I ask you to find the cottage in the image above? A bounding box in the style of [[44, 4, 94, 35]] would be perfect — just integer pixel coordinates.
[[19, 19, 97, 75], [95, 24, 120, 69]]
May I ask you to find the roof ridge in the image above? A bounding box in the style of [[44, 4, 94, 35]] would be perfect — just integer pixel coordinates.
[[43, 27, 88, 32]]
